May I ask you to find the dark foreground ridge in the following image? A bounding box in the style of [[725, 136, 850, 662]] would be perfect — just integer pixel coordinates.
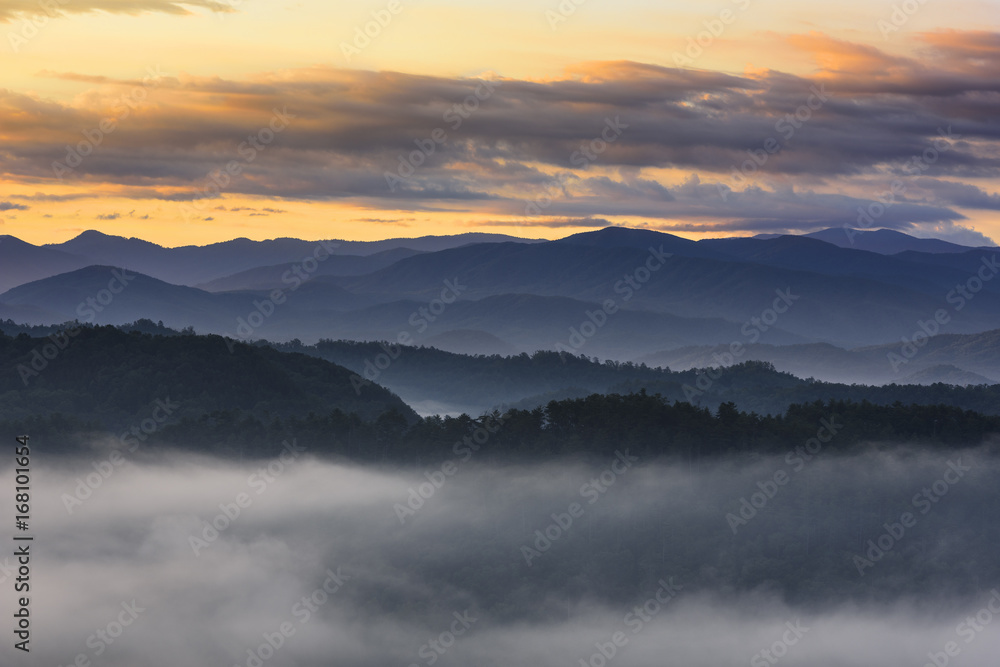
[[1, 324, 997, 461]]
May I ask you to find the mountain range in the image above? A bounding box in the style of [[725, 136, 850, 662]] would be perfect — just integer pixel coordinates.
[[1, 226, 997, 388]]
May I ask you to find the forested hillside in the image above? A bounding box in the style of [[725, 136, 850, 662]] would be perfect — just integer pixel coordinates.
[[0, 325, 416, 430]]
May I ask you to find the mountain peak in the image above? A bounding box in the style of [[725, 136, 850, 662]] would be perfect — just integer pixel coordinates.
[[56, 229, 165, 251], [555, 226, 727, 259], [73, 229, 113, 239], [804, 228, 979, 255], [559, 226, 692, 246]]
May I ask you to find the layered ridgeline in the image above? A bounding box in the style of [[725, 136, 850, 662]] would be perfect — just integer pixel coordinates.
[[0, 229, 541, 293], [280, 338, 1000, 417], [3, 227, 999, 363], [7, 321, 1000, 419], [0, 325, 416, 453], [5, 324, 1000, 620], [2, 324, 998, 459]]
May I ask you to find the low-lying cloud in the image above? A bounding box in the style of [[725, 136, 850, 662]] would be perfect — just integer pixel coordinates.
[[2, 443, 999, 666]]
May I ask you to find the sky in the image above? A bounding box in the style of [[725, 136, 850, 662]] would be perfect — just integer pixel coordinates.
[[0, 0, 999, 247]]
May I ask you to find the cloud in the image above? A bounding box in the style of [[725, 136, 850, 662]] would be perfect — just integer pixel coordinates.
[[0, 0, 234, 22], [504, 217, 614, 229], [96, 212, 121, 220], [352, 217, 412, 225], [0, 201, 28, 211], [908, 223, 998, 247], [915, 180, 1000, 211], [216, 206, 288, 214], [1, 31, 998, 235], [3, 445, 1000, 666]]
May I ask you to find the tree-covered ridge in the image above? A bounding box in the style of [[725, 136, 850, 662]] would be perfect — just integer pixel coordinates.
[[6, 322, 999, 418], [608, 366, 1000, 417], [13, 391, 994, 463], [274, 338, 1000, 416], [1, 325, 998, 461], [0, 325, 416, 428]]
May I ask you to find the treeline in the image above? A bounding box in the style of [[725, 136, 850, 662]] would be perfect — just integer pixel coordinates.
[[1, 324, 998, 462], [11, 392, 996, 463], [6, 321, 1000, 419], [0, 318, 186, 338], [169, 393, 1000, 461], [7, 395, 999, 612], [279, 338, 1000, 417]]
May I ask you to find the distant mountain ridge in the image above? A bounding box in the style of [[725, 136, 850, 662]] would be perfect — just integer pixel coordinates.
[[269, 337, 1000, 417], [2, 226, 999, 364], [0, 230, 545, 292], [637, 328, 1000, 385], [0, 266, 802, 357], [761, 227, 994, 255], [196, 247, 427, 292]]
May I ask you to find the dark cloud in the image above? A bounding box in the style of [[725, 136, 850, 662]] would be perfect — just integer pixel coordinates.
[[0, 201, 28, 211], [915, 179, 1000, 211], [1, 32, 999, 234], [505, 217, 614, 229]]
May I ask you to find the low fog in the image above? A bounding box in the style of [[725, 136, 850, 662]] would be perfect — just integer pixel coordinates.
[[3, 443, 1000, 667]]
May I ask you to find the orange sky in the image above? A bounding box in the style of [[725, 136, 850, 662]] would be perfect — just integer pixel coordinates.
[[1, 0, 999, 247]]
